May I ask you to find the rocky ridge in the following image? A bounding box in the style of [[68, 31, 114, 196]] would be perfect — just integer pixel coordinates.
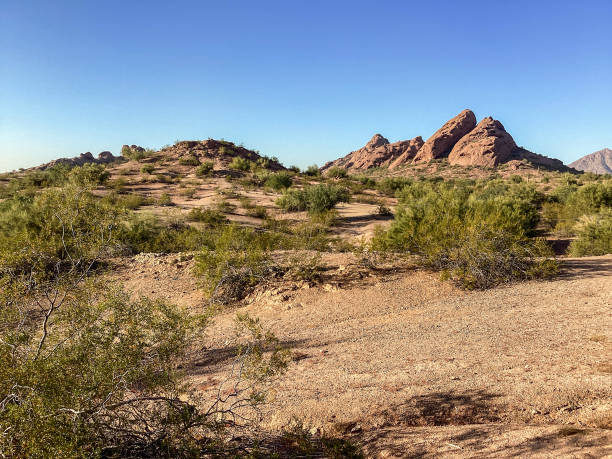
[[322, 134, 424, 171], [323, 109, 569, 172]]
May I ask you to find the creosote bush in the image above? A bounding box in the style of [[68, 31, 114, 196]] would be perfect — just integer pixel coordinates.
[[569, 210, 612, 256], [276, 184, 350, 215], [264, 171, 293, 190], [304, 164, 321, 177], [372, 180, 557, 289], [196, 161, 215, 177], [325, 166, 348, 179]]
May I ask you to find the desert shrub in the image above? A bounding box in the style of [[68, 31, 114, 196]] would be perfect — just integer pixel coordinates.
[[325, 166, 348, 179], [215, 198, 236, 213], [356, 175, 377, 188], [117, 216, 208, 253], [0, 188, 288, 455], [372, 180, 556, 289], [67, 163, 110, 186], [229, 156, 252, 171], [178, 154, 200, 166], [276, 184, 350, 214], [194, 224, 274, 303], [101, 191, 151, 210], [196, 161, 215, 177], [140, 163, 155, 174], [264, 171, 293, 190], [121, 145, 151, 161], [180, 187, 197, 199], [188, 207, 228, 225], [288, 165, 300, 173], [285, 253, 324, 283], [377, 204, 393, 216], [377, 177, 412, 196], [158, 192, 173, 206], [568, 210, 612, 256], [304, 165, 321, 177], [247, 205, 268, 219], [0, 164, 110, 198], [550, 181, 612, 234]]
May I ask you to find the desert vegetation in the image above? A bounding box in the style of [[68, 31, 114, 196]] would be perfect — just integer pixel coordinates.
[[0, 145, 610, 456]]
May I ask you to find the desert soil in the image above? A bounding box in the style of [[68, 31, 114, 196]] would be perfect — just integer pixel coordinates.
[[112, 252, 612, 458]]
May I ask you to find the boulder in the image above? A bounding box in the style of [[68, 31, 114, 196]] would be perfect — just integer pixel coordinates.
[[448, 117, 516, 167], [413, 109, 477, 162], [97, 151, 117, 163]]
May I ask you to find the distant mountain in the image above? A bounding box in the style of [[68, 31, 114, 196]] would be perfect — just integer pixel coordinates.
[[569, 148, 612, 175]]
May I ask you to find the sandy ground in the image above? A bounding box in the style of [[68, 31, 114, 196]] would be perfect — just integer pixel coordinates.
[[112, 253, 612, 458]]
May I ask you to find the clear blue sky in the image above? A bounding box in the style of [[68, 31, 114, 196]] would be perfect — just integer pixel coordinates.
[[1, 0, 611, 172]]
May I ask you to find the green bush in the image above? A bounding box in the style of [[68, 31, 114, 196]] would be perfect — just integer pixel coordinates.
[[276, 184, 350, 214], [196, 161, 215, 177], [376, 177, 413, 196], [158, 192, 173, 206], [569, 210, 612, 256], [178, 154, 200, 166], [372, 180, 556, 289], [247, 205, 268, 219], [325, 166, 348, 179], [194, 225, 273, 303], [140, 163, 155, 174], [264, 171, 293, 190], [229, 156, 252, 171], [0, 187, 288, 455], [188, 207, 228, 226], [121, 145, 151, 161], [117, 216, 207, 253], [304, 165, 320, 177]]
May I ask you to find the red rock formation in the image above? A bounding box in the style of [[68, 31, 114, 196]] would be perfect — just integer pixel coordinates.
[[321, 135, 423, 172], [448, 117, 517, 167], [413, 109, 477, 162]]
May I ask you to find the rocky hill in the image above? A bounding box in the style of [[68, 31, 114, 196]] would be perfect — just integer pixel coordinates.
[[26, 139, 284, 173], [322, 109, 568, 172], [155, 139, 285, 171], [569, 148, 612, 174], [34, 151, 119, 171]]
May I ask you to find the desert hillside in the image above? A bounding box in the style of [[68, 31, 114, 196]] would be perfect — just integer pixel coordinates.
[[1, 140, 610, 457]]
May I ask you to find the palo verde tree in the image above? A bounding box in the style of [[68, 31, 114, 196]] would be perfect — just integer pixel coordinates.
[[0, 184, 288, 457]]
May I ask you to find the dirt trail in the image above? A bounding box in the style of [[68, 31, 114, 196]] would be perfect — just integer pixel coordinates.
[[196, 256, 612, 457]]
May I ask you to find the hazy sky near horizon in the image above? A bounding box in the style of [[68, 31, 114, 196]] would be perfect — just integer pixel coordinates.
[[1, 0, 611, 172]]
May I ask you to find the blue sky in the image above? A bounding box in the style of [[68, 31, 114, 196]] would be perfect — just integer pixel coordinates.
[[1, 0, 611, 172]]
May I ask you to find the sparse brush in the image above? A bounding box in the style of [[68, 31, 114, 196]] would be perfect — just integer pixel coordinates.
[[304, 164, 321, 177], [276, 184, 350, 215], [569, 210, 612, 256], [325, 166, 348, 179], [158, 192, 173, 206], [264, 171, 293, 190], [178, 153, 200, 166], [188, 207, 228, 226], [196, 161, 215, 177]]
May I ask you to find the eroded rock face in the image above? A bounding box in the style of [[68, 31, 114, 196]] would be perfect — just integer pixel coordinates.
[[413, 109, 477, 162], [448, 117, 517, 167], [321, 135, 423, 172]]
